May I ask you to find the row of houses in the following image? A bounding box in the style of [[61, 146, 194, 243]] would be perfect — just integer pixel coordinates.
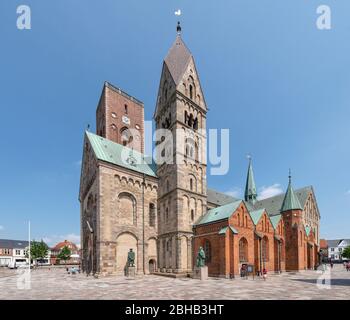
[[319, 239, 350, 262], [0, 239, 80, 267]]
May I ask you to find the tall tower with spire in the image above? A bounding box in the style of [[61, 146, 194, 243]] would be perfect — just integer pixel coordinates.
[[280, 171, 306, 271], [154, 22, 208, 274], [244, 157, 257, 204]]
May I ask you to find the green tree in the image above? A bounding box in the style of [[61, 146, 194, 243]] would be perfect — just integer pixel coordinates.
[[57, 246, 71, 266], [341, 246, 350, 260], [26, 240, 49, 266]]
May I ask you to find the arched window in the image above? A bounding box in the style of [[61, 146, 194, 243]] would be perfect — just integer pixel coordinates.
[[262, 236, 269, 262], [300, 231, 303, 246], [120, 127, 132, 146], [149, 203, 156, 227], [124, 104, 128, 114], [239, 237, 248, 262], [191, 209, 194, 221], [204, 240, 211, 263], [237, 213, 240, 227], [245, 216, 248, 228], [189, 84, 193, 100], [166, 207, 169, 222], [190, 178, 193, 191]]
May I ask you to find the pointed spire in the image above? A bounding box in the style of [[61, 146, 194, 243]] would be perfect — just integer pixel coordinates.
[[244, 155, 257, 204], [164, 28, 192, 85], [280, 170, 303, 212]]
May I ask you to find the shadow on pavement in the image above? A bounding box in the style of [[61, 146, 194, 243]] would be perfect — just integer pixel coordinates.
[[292, 278, 350, 286]]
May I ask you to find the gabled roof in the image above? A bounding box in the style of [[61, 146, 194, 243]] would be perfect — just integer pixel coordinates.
[[86, 131, 157, 177], [249, 209, 265, 225], [207, 188, 239, 206], [164, 35, 192, 85], [270, 214, 282, 229], [327, 239, 342, 248], [219, 226, 238, 235], [0, 239, 29, 249], [195, 200, 242, 226]]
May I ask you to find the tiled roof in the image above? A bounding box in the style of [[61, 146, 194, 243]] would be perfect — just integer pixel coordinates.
[[195, 200, 242, 226], [164, 35, 192, 85], [252, 186, 313, 216], [0, 239, 29, 249], [86, 131, 157, 178], [327, 240, 341, 248], [207, 188, 239, 206]]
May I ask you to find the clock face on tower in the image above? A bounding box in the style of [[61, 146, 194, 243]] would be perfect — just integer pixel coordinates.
[[122, 116, 130, 125]]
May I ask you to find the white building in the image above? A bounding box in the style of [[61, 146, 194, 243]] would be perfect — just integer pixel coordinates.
[[328, 239, 350, 262], [0, 239, 29, 267]]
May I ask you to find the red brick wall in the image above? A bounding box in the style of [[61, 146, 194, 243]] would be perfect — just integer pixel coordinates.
[[193, 205, 318, 277], [96, 83, 144, 153]]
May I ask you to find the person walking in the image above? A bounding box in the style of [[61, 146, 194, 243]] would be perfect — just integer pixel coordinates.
[[346, 262, 350, 272], [262, 268, 267, 281]]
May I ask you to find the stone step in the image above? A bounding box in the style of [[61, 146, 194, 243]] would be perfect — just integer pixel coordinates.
[[152, 272, 189, 279]]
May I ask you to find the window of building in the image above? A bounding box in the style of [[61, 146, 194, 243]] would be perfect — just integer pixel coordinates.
[[191, 209, 194, 221], [204, 240, 211, 263], [166, 207, 169, 222], [190, 178, 193, 191], [331, 248, 334, 252], [189, 85, 193, 100], [16, 250, 20, 255], [124, 104, 128, 114], [149, 203, 156, 227], [262, 236, 269, 262], [239, 237, 248, 262]]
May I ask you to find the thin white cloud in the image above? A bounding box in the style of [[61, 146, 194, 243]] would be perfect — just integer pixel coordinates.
[[42, 233, 80, 247], [0, 225, 4, 231], [258, 183, 283, 200], [346, 190, 350, 195], [224, 187, 242, 198]]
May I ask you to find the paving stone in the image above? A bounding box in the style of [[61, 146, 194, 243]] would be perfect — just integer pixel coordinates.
[[0, 264, 349, 300]]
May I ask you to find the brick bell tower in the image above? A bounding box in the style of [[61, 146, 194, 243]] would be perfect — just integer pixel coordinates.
[[96, 81, 145, 153], [281, 171, 305, 271], [154, 22, 208, 274]]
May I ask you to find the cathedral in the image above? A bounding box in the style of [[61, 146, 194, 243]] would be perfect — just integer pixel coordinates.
[[79, 23, 321, 277]]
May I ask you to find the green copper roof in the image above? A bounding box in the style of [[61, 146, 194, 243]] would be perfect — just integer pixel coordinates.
[[252, 186, 312, 216], [249, 209, 265, 225], [86, 131, 157, 177], [280, 175, 303, 212], [195, 200, 242, 226], [218, 226, 238, 235], [270, 214, 282, 229], [244, 158, 257, 203]]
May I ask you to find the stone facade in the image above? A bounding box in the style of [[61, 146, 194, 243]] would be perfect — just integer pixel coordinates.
[[79, 27, 321, 277]]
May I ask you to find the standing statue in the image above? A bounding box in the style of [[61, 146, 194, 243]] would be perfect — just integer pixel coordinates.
[[196, 246, 206, 268], [127, 248, 135, 267]]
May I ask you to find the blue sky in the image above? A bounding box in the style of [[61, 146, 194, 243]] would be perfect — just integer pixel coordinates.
[[0, 0, 349, 244]]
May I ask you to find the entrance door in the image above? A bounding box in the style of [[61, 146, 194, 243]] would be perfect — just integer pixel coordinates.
[[149, 259, 156, 273]]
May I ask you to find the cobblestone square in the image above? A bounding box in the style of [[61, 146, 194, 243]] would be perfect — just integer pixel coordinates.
[[0, 264, 349, 300]]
